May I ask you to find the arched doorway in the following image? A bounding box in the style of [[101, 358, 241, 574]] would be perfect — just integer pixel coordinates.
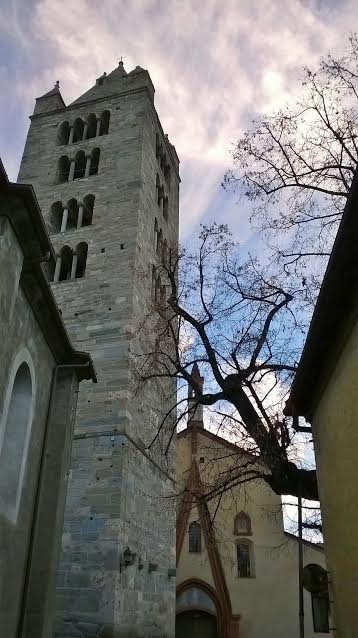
[[176, 610, 217, 638], [176, 581, 220, 638]]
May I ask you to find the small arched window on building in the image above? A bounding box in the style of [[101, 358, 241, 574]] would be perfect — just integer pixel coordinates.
[[57, 121, 70, 146], [87, 113, 97, 139], [156, 133, 162, 160], [67, 198, 79, 230], [57, 155, 70, 183], [50, 201, 64, 233], [0, 360, 33, 520], [312, 592, 330, 633], [154, 218, 159, 252], [74, 150, 86, 179], [154, 275, 161, 303], [83, 194, 95, 227], [90, 148, 100, 176], [164, 163, 171, 182], [236, 540, 252, 578], [157, 228, 163, 256], [156, 174, 161, 204], [58, 246, 73, 281], [161, 239, 168, 267], [163, 196, 169, 220], [189, 521, 202, 553], [234, 511, 252, 536], [100, 110, 110, 135], [72, 117, 85, 143], [75, 242, 88, 278]]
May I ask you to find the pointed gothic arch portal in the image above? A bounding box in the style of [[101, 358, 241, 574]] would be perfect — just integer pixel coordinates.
[[176, 580, 219, 638]]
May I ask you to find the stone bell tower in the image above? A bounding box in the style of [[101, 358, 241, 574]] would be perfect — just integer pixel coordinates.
[[18, 62, 180, 638]]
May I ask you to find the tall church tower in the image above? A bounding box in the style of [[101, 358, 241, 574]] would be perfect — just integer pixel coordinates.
[[18, 62, 179, 638]]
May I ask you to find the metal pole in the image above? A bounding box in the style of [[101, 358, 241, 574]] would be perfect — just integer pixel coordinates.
[[298, 494, 305, 638]]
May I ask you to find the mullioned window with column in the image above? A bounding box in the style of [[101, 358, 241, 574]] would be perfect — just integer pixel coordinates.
[[56, 148, 100, 184], [50, 195, 95, 234], [56, 109, 110, 146], [53, 242, 88, 284]]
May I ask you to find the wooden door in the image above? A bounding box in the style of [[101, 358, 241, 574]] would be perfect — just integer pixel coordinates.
[[176, 610, 217, 638]]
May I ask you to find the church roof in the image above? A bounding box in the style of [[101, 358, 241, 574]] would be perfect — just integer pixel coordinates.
[[37, 81, 66, 105], [69, 61, 152, 107], [177, 425, 256, 460]]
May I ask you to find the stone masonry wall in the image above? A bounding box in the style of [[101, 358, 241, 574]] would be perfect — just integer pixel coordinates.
[[18, 69, 179, 637]]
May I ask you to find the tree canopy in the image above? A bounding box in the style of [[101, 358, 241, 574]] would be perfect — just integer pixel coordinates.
[[135, 35, 358, 506]]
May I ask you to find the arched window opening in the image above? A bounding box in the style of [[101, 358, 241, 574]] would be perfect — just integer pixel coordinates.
[[234, 511, 252, 536], [236, 540, 252, 578], [57, 121, 70, 146], [156, 134, 162, 160], [158, 185, 164, 207], [57, 155, 70, 183], [189, 521, 202, 553], [59, 246, 73, 281], [74, 151, 86, 179], [67, 198, 79, 230], [50, 201, 63, 233], [99, 110, 110, 135], [0, 361, 33, 516], [151, 266, 157, 300], [76, 242, 88, 278], [156, 174, 161, 203], [72, 117, 84, 143], [154, 276, 162, 303], [312, 592, 330, 633], [157, 228, 163, 255], [164, 163, 171, 182], [90, 148, 100, 176], [87, 113, 97, 139], [83, 194, 95, 226], [163, 196, 169, 220], [154, 218, 159, 251], [161, 239, 168, 267]]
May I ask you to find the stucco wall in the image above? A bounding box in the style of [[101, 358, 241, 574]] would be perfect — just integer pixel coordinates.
[[177, 430, 331, 638], [312, 319, 358, 638]]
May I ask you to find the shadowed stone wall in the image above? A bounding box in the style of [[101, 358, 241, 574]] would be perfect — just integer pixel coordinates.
[[18, 66, 179, 637]]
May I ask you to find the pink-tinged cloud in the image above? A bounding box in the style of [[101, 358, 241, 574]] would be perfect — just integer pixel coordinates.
[[1, 0, 357, 240]]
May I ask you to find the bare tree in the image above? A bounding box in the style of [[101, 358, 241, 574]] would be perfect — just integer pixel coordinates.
[[134, 224, 318, 502], [224, 34, 358, 295]]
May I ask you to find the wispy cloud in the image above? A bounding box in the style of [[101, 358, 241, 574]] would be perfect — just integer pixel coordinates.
[[1, 0, 357, 239]]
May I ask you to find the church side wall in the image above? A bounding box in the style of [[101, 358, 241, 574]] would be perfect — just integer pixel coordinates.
[[0, 219, 55, 637]]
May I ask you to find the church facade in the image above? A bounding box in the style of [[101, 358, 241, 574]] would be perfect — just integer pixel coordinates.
[[18, 62, 179, 638], [176, 367, 331, 638]]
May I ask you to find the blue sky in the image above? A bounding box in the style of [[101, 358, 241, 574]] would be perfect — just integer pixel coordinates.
[[1, 0, 357, 243]]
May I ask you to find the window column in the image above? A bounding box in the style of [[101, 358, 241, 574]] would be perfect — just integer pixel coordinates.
[[82, 121, 88, 141], [70, 252, 78, 280], [84, 154, 91, 178], [68, 158, 76, 182], [68, 126, 74, 145], [77, 201, 84, 228], [96, 117, 101, 137], [54, 255, 62, 283], [60, 207, 69, 233]]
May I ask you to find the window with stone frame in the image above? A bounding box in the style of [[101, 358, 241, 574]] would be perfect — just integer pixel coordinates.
[[234, 511, 252, 536], [188, 521, 202, 553], [312, 593, 330, 633], [236, 540, 251, 578]]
